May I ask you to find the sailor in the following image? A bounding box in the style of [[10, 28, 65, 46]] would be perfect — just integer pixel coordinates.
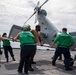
[[2, 33, 15, 62], [30, 25, 43, 64], [50, 28, 74, 71], [14, 25, 36, 74]]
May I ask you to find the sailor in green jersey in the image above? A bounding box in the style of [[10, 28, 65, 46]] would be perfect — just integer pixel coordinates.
[[2, 33, 15, 62], [14, 25, 36, 74], [50, 28, 74, 71]]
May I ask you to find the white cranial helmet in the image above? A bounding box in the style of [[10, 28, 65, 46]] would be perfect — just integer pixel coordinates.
[[22, 25, 31, 31]]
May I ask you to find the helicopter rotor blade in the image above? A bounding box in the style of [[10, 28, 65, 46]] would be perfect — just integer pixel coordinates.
[[37, 1, 40, 7], [39, 0, 48, 9], [24, 1, 40, 25], [34, 11, 38, 23], [24, 11, 36, 25], [34, 1, 40, 23]]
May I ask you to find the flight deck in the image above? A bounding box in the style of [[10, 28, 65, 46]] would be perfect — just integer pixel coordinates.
[[0, 47, 76, 75]]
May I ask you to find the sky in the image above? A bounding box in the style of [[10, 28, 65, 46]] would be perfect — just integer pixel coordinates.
[[0, 0, 76, 36]]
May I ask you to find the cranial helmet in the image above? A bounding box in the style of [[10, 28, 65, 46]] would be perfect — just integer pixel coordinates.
[[22, 25, 31, 31]]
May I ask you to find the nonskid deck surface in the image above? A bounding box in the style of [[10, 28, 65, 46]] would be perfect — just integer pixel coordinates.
[[0, 48, 76, 75]]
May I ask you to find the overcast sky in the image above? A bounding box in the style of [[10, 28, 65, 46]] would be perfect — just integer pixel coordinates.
[[0, 0, 76, 35]]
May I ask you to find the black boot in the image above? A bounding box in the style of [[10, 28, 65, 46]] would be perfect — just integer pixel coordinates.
[[32, 61, 36, 64], [28, 63, 34, 71], [17, 69, 22, 73], [28, 67, 34, 71], [12, 57, 16, 61]]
